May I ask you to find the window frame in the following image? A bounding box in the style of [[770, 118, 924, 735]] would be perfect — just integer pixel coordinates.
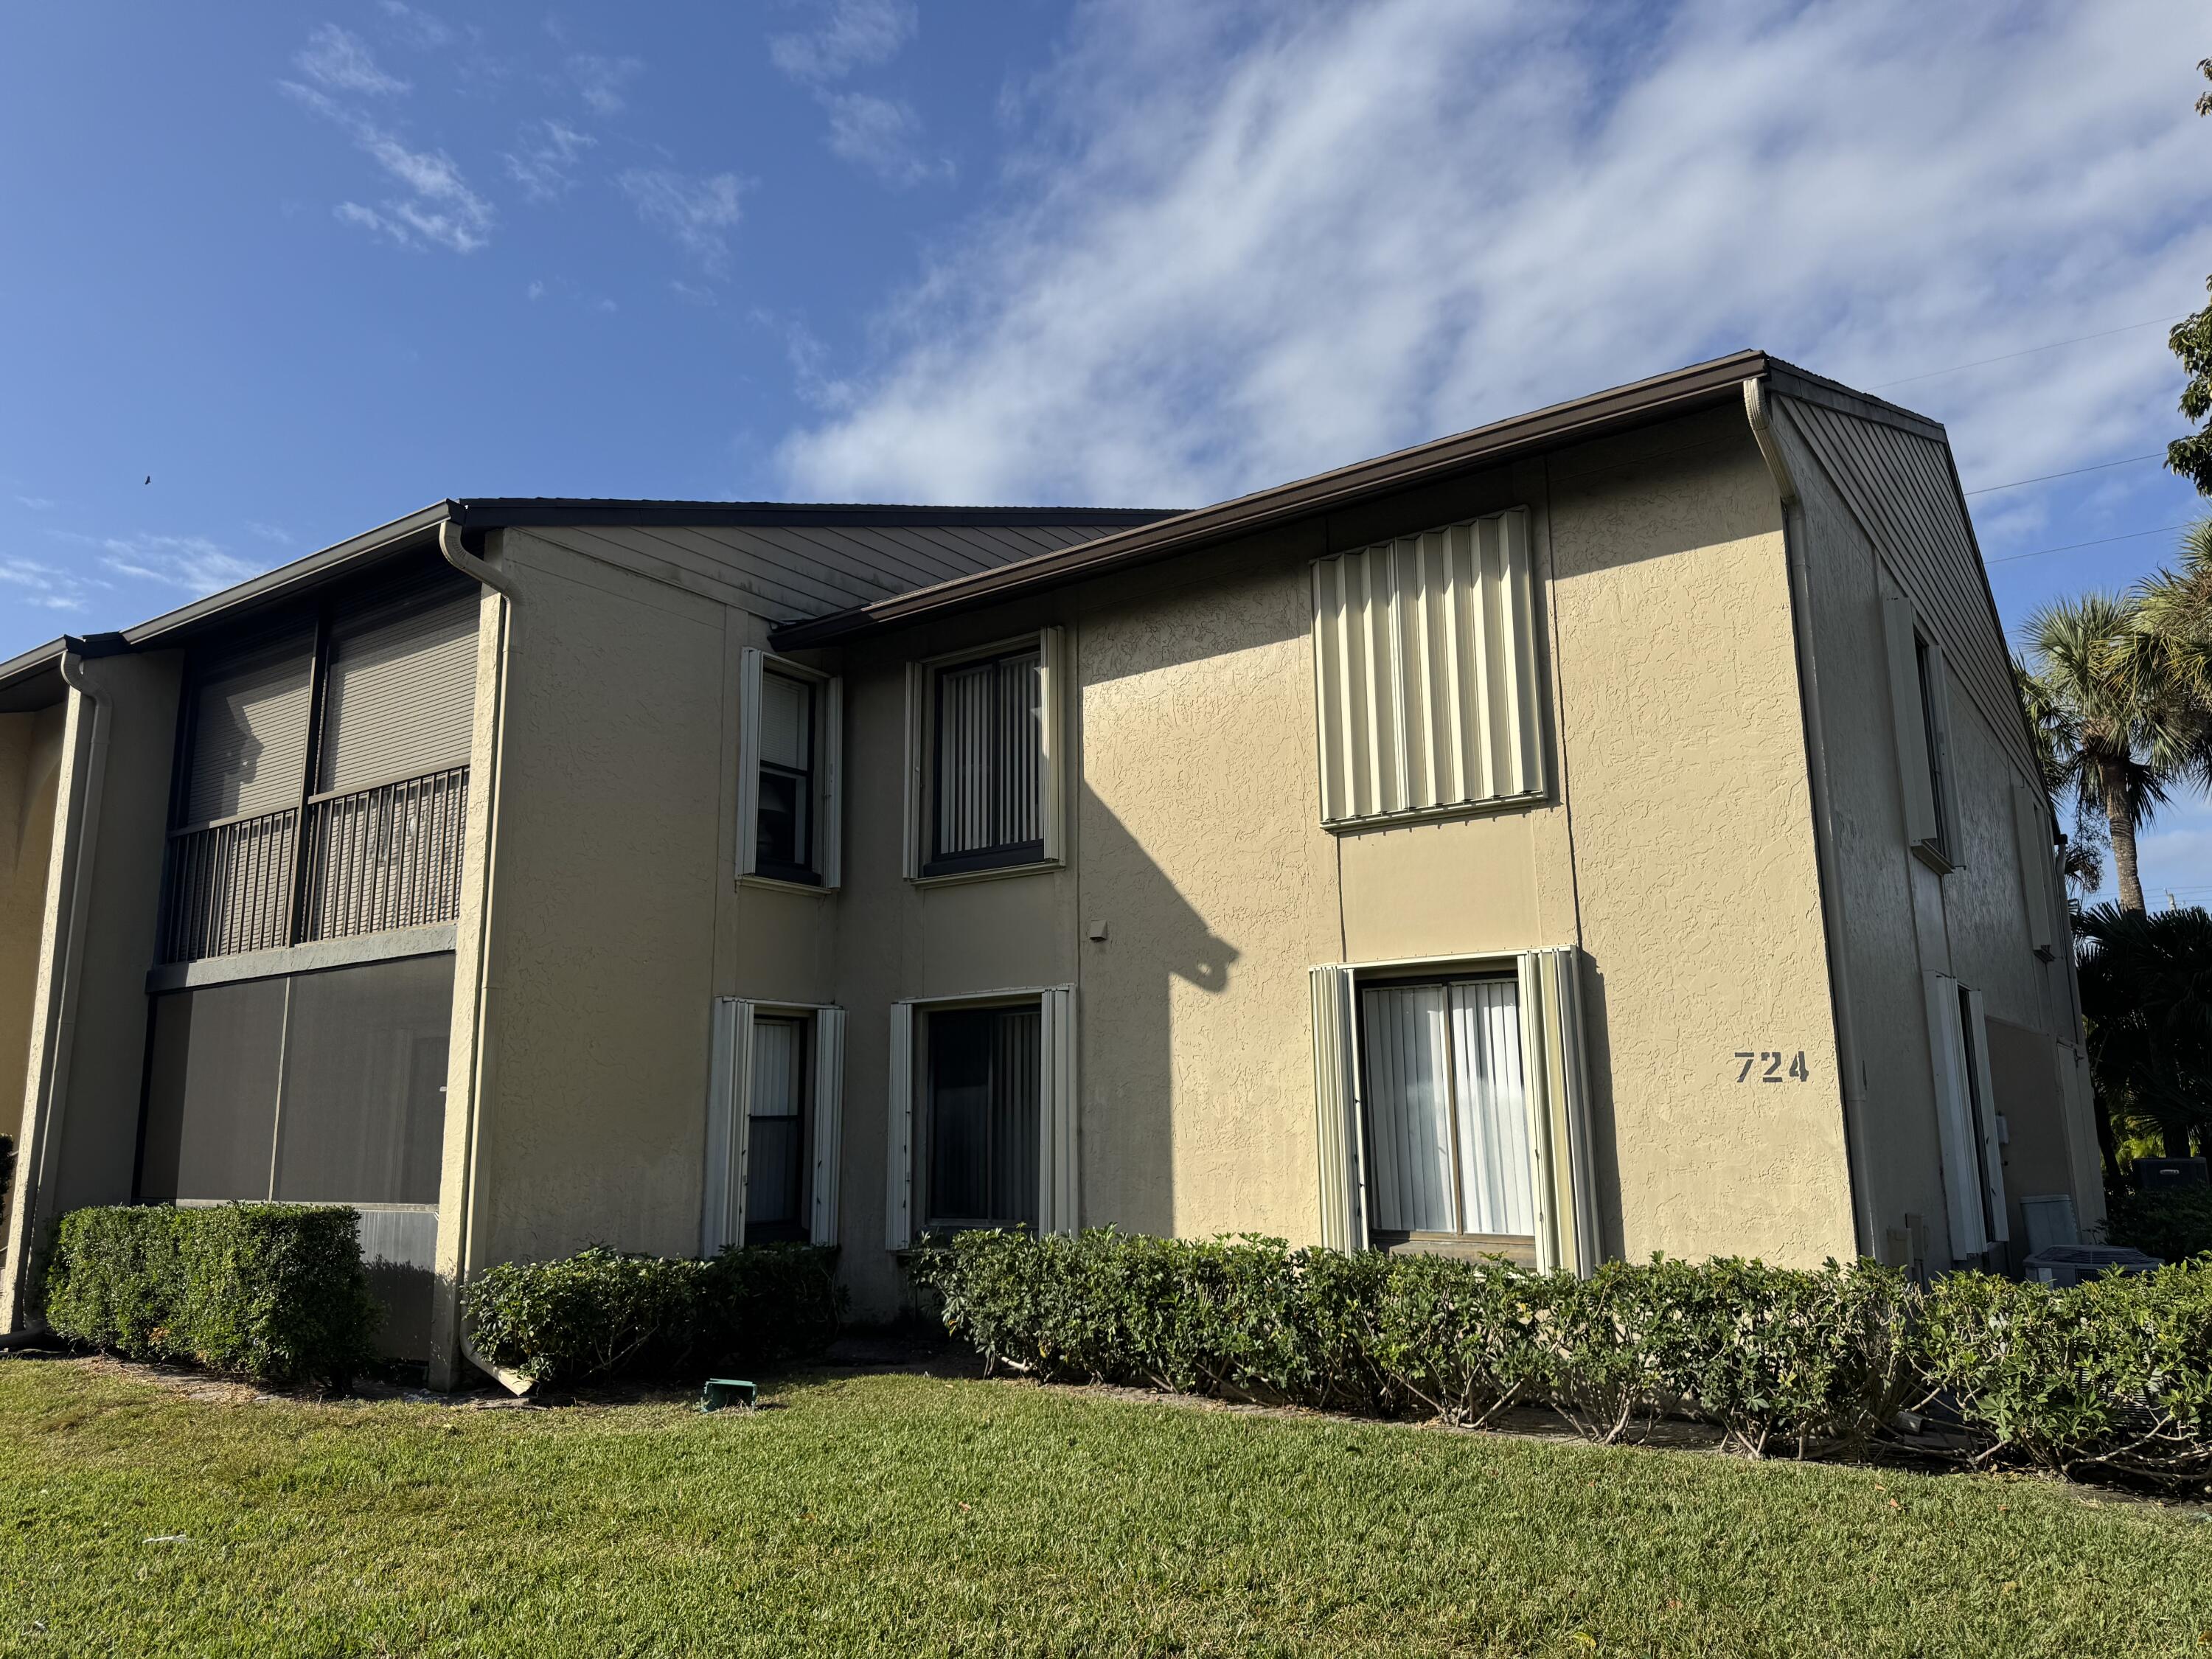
[[736, 650, 842, 892], [1880, 581, 1961, 874], [702, 998, 847, 1255], [917, 998, 1043, 1234], [902, 629, 1066, 886], [741, 1012, 812, 1245]]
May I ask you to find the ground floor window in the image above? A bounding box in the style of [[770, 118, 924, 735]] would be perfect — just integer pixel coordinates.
[[743, 1015, 810, 1245], [923, 1002, 1040, 1232], [1358, 975, 1534, 1243], [138, 953, 452, 1206]]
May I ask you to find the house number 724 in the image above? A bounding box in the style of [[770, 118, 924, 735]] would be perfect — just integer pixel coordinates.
[[1735, 1051, 1809, 1083]]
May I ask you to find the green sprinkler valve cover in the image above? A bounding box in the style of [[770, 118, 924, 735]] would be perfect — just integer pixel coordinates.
[[701, 1378, 758, 1412]]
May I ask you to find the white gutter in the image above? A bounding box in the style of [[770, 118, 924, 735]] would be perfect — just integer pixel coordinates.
[[1745, 380, 1878, 1260]]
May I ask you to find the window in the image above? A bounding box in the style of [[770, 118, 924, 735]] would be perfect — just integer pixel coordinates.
[[744, 1017, 809, 1243], [883, 987, 1076, 1247], [737, 651, 841, 888], [1310, 508, 1544, 828], [1881, 588, 1960, 871], [933, 648, 1043, 874], [923, 1004, 1040, 1231], [702, 1001, 846, 1254], [902, 630, 1066, 881], [1310, 950, 1599, 1273], [755, 675, 815, 882], [1358, 978, 1535, 1244], [1924, 973, 2008, 1262]]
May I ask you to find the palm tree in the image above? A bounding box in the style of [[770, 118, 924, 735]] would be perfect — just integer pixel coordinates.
[[2076, 903, 2212, 1158], [2019, 593, 2205, 914]]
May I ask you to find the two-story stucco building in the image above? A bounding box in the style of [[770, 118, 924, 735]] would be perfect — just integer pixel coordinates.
[[0, 352, 2102, 1385]]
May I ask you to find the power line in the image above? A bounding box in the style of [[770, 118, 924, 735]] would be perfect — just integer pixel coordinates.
[[1984, 523, 2192, 568], [1962, 453, 2165, 496], [1869, 317, 2184, 392]]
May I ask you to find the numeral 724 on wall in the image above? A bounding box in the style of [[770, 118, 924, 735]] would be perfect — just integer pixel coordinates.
[[1735, 1051, 1809, 1083]]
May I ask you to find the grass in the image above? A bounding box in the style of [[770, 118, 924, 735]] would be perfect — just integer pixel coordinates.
[[0, 1357, 2208, 1657]]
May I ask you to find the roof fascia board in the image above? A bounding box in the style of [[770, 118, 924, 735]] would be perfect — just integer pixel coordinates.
[[453, 501, 1175, 531], [116, 504, 455, 650], [771, 349, 1782, 648]]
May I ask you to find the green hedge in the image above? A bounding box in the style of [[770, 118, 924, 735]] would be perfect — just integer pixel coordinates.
[[908, 1230, 2212, 1486], [465, 1244, 843, 1387], [908, 1231, 1910, 1458], [38, 1204, 378, 1388], [2101, 1185, 2212, 1264]]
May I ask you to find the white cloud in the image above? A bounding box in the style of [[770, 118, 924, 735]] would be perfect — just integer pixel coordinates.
[[769, 0, 917, 84], [246, 521, 293, 545], [378, 1, 453, 50], [92, 534, 260, 596], [618, 169, 748, 275], [15, 495, 55, 511], [505, 118, 597, 203], [0, 555, 87, 611], [777, 0, 2212, 512], [825, 93, 950, 187], [295, 24, 409, 95], [285, 79, 495, 253], [568, 52, 642, 115]]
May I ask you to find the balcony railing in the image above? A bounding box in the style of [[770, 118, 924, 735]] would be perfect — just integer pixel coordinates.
[[160, 808, 299, 963], [301, 769, 468, 942], [160, 768, 468, 963]]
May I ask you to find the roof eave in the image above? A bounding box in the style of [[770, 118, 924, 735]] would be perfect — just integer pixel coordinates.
[[770, 349, 1788, 650]]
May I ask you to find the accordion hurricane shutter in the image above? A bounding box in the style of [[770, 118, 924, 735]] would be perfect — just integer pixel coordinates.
[[1310, 509, 1544, 827]]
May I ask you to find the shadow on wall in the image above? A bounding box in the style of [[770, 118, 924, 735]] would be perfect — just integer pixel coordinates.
[[1075, 787, 1240, 1239]]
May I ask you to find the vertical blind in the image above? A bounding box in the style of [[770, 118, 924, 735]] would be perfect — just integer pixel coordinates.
[[318, 591, 479, 794], [1359, 980, 1534, 1237], [935, 650, 1042, 860], [1311, 509, 1542, 825], [925, 1004, 1041, 1229], [183, 629, 316, 826]]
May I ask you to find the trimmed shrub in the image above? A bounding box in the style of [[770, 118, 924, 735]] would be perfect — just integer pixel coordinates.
[[464, 1243, 842, 1387], [1916, 1261, 2212, 1488], [2101, 1185, 2212, 1264], [39, 1203, 378, 1387], [911, 1231, 1921, 1460]]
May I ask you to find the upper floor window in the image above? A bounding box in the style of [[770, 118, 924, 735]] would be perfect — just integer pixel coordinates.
[[737, 650, 841, 889], [1881, 585, 1961, 872], [1310, 507, 1545, 829], [902, 629, 1066, 881]]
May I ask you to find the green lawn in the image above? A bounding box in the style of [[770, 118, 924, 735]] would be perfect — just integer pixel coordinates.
[[0, 1357, 2207, 1657]]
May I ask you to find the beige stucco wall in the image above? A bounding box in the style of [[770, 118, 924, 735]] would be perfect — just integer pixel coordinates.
[[1775, 399, 2101, 1267], [1, 654, 180, 1330], [0, 705, 66, 1153]]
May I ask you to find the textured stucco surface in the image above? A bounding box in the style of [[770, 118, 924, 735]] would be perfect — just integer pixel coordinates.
[[0, 706, 65, 1151], [456, 533, 729, 1271], [1543, 417, 1854, 1265]]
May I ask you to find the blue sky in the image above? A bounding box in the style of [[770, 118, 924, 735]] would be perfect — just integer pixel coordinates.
[[4, 0, 2211, 896]]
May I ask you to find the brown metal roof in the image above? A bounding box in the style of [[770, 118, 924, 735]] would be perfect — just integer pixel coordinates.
[[771, 350, 1942, 650]]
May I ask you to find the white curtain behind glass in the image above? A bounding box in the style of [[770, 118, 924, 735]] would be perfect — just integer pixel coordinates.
[[1360, 979, 1534, 1237]]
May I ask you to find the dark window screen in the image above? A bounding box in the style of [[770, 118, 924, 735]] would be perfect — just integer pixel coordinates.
[[925, 1004, 1039, 1230], [744, 1015, 808, 1243], [274, 955, 453, 1205], [140, 978, 287, 1201]]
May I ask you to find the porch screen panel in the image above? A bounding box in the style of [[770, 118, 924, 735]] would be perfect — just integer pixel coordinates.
[[139, 979, 288, 1201], [318, 588, 479, 794], [1449, 981, 1534, 1236], [1358, 984, 1455, 1233], [271, 954, 454, 1206], [183, 629, 315, 825]]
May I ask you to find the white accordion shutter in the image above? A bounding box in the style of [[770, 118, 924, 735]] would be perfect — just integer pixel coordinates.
[[884, 1000, 915, 1248], [1037, 986, 1077, 1234], [810, 1006, 846, 1245], [1307, 964, 1367, 1252]]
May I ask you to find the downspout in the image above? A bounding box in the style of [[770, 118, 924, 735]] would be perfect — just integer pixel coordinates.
[[431, 517, 521, 1389], [1745, 380, 1877, 1260], [1, 644, 109, 1332]]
